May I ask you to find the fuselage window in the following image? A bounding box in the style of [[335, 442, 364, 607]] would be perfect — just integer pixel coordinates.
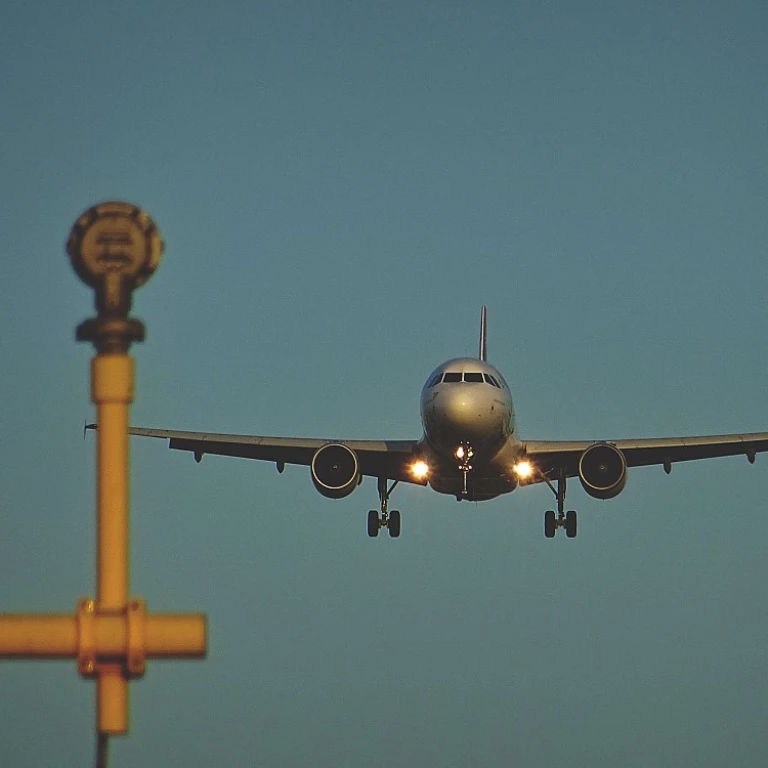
[[464, 372, 483, 383], [428, 373, 443, 387], [483, 373, 500, 387], [443, 372, 462, 383]]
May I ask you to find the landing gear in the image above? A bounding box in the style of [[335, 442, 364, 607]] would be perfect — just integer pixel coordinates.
[[367, 477, 401, 538], [456, 442, 474, 497], [543, 468, 577, 539]]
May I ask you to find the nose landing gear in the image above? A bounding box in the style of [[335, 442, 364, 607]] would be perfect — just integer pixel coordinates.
[[456, 442, 474, 497], [543, 467, 577, 539], [367, 477, 401, 538]]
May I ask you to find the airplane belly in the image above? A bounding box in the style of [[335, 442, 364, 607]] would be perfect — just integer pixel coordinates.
[[428, 471, 517, 501]]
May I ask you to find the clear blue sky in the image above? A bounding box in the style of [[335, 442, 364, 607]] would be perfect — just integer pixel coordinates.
[[2, 2, 767, 766]]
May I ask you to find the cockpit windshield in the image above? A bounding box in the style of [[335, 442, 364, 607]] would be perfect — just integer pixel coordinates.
[[428, 371, 504, 388]]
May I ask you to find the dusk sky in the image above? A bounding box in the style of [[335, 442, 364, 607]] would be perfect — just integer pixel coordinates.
[[1, 2, 767, 766]]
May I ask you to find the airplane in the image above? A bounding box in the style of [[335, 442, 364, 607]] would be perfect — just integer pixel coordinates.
[[93, 307, 768, 539]]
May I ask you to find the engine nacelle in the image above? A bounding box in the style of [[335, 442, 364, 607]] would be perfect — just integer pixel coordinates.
[[578, 442, 627, 500], [311, 443, 360, 499]]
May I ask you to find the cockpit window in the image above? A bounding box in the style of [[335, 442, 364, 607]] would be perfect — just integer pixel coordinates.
[[439, 371, 500, 384]]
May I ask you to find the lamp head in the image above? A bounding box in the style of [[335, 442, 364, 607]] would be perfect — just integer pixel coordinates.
[[67, 201, 163, 314]]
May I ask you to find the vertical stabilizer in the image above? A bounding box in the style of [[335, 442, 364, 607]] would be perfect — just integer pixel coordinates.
[[479, 305, 487, 361]]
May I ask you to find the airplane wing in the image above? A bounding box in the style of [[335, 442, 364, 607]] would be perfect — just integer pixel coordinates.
[[119, 427, 425, 485], [521, 432, 768, 481]]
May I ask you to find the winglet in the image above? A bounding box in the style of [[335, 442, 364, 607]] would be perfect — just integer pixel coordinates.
[[479, 305, 487, 361]]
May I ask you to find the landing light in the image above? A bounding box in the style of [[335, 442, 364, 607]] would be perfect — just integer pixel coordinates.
[[410, 460, 430, 479], [513, 460, 534, 480]]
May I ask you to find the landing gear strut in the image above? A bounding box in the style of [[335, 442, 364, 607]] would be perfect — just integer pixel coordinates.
[[543, 468, 577, 539], [368, 477, 401, 538]]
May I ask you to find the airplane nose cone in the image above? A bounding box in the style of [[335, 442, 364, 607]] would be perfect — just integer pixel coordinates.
[[442, 390, 477, 422], [438, 387, 495, 441]]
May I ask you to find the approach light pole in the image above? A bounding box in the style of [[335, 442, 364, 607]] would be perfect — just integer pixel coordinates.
[[0, 202, 207, 744]]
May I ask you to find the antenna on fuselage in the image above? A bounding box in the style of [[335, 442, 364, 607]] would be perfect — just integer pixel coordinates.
[[479, 305, 487, 361]]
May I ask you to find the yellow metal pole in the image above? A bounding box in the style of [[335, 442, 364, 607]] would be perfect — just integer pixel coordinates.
[[0, 202, 207, 749], [92, 353, 134, 734], [93, 355, 132, 608]]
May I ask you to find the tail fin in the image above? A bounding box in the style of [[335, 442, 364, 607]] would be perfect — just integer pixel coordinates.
[[479, 305, 487, 361]]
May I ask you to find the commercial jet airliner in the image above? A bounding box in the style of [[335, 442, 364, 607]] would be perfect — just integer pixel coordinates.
[[105, 307, 768, 539]]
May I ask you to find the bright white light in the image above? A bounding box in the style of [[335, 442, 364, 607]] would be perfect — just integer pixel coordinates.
[[513, 460, 534, 479], [410, 460, 429, 479], [455, 445, 465, 459]]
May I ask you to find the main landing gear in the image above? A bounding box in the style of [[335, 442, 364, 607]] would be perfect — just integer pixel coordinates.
[[543, 468, 577, 539], [368, 477, 401, 538]]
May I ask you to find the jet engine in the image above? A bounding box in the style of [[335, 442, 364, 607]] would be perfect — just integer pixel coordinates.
[[578, 442, 627, 499], [310, 443, 360, 499]]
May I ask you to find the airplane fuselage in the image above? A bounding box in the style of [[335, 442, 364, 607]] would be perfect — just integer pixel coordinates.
[[419, 357, 523, 500]]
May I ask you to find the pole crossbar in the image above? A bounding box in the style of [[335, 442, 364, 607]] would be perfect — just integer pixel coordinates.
[[0, 606, 206, 664]]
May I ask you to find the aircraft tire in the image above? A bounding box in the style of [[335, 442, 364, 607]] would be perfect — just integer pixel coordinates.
[[544, 510, 556, 538], [565, 510, 577, 538], [389, 510, 401, 538], [367, 510, 379, 538]]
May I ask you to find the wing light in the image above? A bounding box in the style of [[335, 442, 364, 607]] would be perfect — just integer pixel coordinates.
[[410, 460, 430, 479]]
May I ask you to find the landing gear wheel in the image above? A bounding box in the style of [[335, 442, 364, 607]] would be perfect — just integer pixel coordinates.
[[389, 510, 401, 538], [367, 510, 379, 538], [565, 510, 577, 538], [543, 468, 578, 539], [544, 510, 556, 539]]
